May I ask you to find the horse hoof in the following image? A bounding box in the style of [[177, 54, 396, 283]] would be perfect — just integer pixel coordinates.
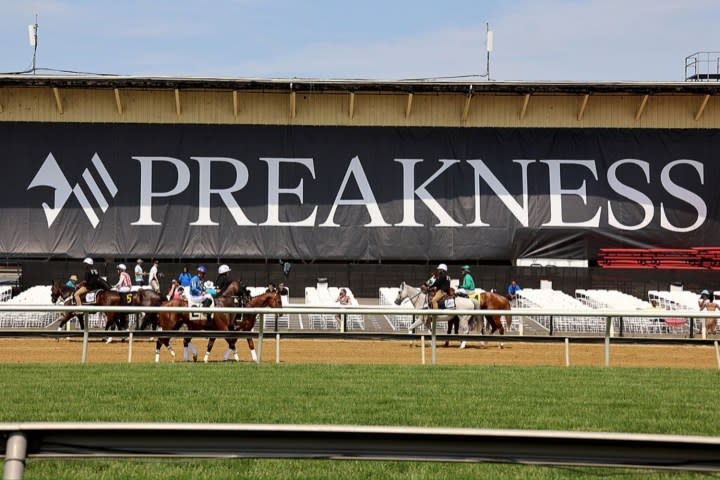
[[193, 354, 198, 362], [459, 341, 467, 349], [499, 343, 505, 349], [105, 337, 113, 344]]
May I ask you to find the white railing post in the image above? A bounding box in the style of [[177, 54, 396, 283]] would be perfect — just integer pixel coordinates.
[[275, 333, 280, 364], [604, 316, 612, 367], [257, 313, 264, 364], [431, 316, 437, 365], [81, 316, 89, 364], [3, 431, 27, 480]]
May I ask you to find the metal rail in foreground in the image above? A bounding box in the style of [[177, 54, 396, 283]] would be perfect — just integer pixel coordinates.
[[2, 423, 720, 479], [1, 304, 720, 366]]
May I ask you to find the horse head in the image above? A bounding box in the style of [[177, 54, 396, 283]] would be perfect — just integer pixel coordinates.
[[50, 281, 70, 304], [394, 282, 407, 305], [248, 290, 282, 309]]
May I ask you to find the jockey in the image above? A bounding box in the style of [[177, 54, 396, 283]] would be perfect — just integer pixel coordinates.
[[190, 265, 213, 323], [430, 263, 451, 309], [112, 264, 132, 293], [215, 264, 232, 295], [74, 257, 108, 307], [456, 265, 476, 297]]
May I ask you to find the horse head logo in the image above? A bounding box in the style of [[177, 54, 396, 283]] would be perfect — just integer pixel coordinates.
[[27, 152, 118, 228]]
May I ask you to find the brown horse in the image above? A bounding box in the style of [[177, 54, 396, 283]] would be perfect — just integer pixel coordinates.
[[458, 291, 512, 349], [181, 280, 252, 363], [233, 290, 283, 362], [476, 291, 513, 335], [155, 281, 270, 363]]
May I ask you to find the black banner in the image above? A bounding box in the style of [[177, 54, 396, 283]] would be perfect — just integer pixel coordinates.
[[2, 123, 718, 260]]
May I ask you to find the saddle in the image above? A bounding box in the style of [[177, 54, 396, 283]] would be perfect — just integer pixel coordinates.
[[429, 287, 456, 309]]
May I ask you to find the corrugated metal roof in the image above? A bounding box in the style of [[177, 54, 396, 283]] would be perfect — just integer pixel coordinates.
[[1, 74, 719, 95]]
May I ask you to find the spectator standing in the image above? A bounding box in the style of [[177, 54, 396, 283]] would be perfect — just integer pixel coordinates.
[[148, 259, 160, 293], [335, 288, 351, 324], [278, 282, 289, 296], [507, 280, 522, 301], [178, 266, 192, 287], [134, 259, 146, 286], [699, 289, 717, 335]]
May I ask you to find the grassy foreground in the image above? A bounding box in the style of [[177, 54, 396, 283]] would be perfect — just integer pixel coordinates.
[[1, 364, 718, 479]]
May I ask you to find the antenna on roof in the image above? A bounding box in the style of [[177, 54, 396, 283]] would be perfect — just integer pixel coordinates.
[[485, 22, 494, 81], [28, 14, 38, 74]]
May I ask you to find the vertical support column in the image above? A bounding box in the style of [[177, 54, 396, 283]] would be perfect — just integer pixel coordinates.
[[431, 317, 437, 365], [564, 338, 570, 367], [421, 335, 426, 365], [257, 313, 264, 364], [3, 431, 27, 480], [518, 316, 524, 336], [604, 316, 612, 367], [275, 333, 280, 364], [127, 332, 134, 363], [81, 314, 89, 364], [714, 341, 719, 370]]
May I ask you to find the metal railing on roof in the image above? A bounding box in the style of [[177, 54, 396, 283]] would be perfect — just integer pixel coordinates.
[[685, 52, 720, 81]]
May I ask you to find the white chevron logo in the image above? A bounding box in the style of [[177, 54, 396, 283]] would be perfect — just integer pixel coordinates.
[[27, 152, 118, 228]]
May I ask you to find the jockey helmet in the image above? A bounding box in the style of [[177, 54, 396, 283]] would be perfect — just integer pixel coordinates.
[[83, 257, 94, 265], [701, 289, 710, 296], [197, 265, 207, 274], [117, 264, 127, 271], [436, 263, 448, 271], [462, 265, 470, 271], [218, 264, 231, 274]]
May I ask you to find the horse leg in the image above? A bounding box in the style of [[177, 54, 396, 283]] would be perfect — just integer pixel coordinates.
[[155, 337, 174, 363], [225, 339, 240, 362], [204, 338, 216, 363], [246, 338, 258, 363], [182, 338, 197, 362]]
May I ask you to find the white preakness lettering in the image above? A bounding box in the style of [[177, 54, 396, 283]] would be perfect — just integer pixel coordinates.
[[606, 159, 653, 231], [466, 159, 532, 227], [131, 156, 190, 226], [319, 156, 390, 227], [541, 159, 601, 227], [260, 157, 317, 226], [660, 159, 706, 232], [189, 157, 254, 226], [393, 159, 462, 227]]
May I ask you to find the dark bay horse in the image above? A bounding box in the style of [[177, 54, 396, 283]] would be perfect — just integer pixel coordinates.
[[52, 281, 164, 334]]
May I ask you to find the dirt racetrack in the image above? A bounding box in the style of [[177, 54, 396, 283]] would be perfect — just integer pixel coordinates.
[[0, 338, 717, 368]]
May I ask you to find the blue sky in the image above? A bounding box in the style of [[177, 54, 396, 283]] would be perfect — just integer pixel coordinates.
[[0, 0, 718, 81]]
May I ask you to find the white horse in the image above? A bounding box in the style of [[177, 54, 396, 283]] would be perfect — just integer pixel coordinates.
[[394, 282, 479, 347]]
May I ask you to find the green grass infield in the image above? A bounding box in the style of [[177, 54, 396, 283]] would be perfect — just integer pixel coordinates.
[[1, 364, 718, 479]]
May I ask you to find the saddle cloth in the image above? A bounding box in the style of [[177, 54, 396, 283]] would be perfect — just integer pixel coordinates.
[[189, 297, 214, 320], [83, 290, 103, 304]]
